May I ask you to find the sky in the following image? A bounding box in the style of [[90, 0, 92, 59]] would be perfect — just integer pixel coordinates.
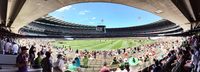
[[49, 2, 162, 28]]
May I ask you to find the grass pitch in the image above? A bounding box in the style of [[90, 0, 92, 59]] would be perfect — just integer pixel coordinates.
[[51, 38, 155, 51]]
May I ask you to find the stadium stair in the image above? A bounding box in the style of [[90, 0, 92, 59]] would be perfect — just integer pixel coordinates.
[[0, 54, 42, 72]]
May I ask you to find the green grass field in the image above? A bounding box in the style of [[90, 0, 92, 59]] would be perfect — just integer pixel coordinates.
[[51, 38, 155, 51]]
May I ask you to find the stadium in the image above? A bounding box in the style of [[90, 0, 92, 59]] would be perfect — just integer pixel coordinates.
[[0, 0, 200, 72], [18, 16, 183, 37]]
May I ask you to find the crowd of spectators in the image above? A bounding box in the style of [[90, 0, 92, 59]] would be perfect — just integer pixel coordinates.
[[1, 36, 194, 72], [140, 35, 200, 72], [51, 38, 182, 72], [0, 37, 19, 55]]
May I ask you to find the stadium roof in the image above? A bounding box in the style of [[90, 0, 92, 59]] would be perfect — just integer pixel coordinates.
[[0, 0, 200, 34]]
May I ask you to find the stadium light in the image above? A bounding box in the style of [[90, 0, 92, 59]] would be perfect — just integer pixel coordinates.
[[155, 10, 163, 14]]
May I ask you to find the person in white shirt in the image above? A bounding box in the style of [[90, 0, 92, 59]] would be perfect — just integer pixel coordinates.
[[5, 39, 12, 54], [12, 42, 19, 55], [54, 54, 65, 72]]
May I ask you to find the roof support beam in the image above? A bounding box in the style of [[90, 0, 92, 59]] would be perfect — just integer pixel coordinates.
[[172, 0, 194, 22], [7, 0, 26, 27], [183, 0, 196, 21], [189, 0, 200, 21], [0, 0, 8, 26]]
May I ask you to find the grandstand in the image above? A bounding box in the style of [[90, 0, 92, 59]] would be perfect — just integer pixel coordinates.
[[1, 0, 200, 72], [19, 16, 183, 38]]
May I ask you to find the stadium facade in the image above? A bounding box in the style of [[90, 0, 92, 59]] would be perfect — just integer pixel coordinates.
[[18, 16, 183, 38]]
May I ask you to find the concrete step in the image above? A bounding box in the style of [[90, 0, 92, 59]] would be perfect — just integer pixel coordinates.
[[0, 68, 42, 72], [0, 54, 17, 65], [0, 65, 16, 69]]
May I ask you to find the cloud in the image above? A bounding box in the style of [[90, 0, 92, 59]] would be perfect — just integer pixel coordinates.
[[79, 10, 90, 15], [56, 5, 72, 12], [91, 17, 96, 20]]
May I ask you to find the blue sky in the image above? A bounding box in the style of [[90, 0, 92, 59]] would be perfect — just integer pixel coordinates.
[[49, 2, 162, 28]]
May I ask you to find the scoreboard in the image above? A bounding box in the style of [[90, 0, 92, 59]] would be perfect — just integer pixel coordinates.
[[96, 25, 106, 33]]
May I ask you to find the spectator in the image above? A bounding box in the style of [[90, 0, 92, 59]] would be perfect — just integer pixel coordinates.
[[124, 59, 130, 72], [54, 54, 65, 72], [118, 58, 130, 72], [40, 47, 46, 58], [117, 49, 121, 55], [171, 51, 185, 72], [12, 42, 19, 55], [74, 57, 81, 67], [75, 49, 79, 54], [152, 60, 162, 72], [29, 46, 36, 67], [41, 52, 53, 72], [5, 39, 12, 54], [82, 55, 89, 67], [33, 52, 42, 69], [93, 51, 97, 59], [111, 56, 119, 65], [16, 46, 29, 72], [67, 61, 81, 72], [40, 49, 45, 59], [103, 51, 107, 59], [0, 38, 6, 54], [162, 51, 176, 72], [100, 62, 110, 72]]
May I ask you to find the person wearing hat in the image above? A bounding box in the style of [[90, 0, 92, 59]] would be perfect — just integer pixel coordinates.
[[16, 46, 29, 72]]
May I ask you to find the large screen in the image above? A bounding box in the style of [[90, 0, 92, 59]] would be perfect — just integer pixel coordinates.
[[96, 25, 106, 33]]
